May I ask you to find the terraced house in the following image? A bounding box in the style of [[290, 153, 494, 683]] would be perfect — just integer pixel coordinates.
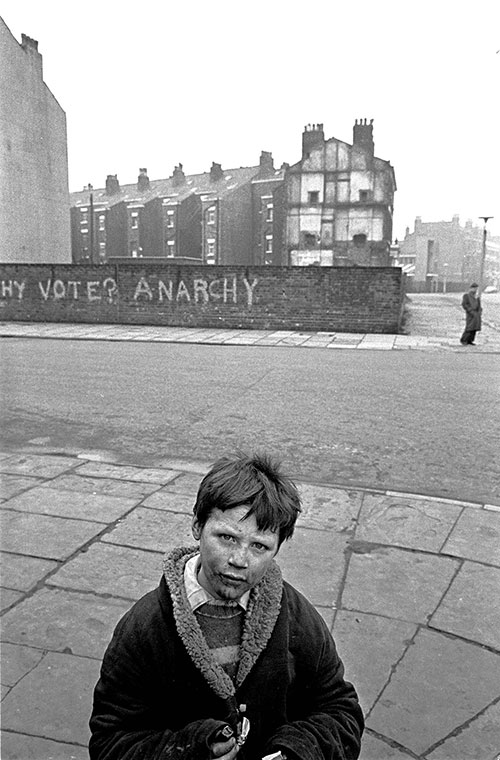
[[69, 121, 395, 267]]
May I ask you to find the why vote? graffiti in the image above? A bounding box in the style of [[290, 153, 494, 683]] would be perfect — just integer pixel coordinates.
[[0, 275, 259, 306]]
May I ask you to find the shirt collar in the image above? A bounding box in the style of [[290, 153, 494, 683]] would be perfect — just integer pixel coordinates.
[[184, 553, 250, 611]]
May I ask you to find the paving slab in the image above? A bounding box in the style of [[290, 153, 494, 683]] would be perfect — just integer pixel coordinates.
[[278, 527, 348, 607], [0, 732, 88, 760], [0, 551, 59, 591], [367, 628, 500, 755], [356, 494, 462, 553], [359, 733, 415, 759], [0, 473, 44, 500], [142, 488, 196, 513], [342, 545, 459, 622], [74, 461, 181, 484], [426, 700, 500, 759], [0, 651, 101, 745], [1, 587, 131, 657], [102, 507, 195, 552], [430, 562, 500, 650], [0, 588, 24, 611], [442, 508, 500, 566], [0, 510, 104, 559], [332, 610, 417, 715], [162, 471, 203, 494], [296, 484, 362, 532], [4, 485, 140, 523], [45, 472, 162, 499], [0, 642, 45, 686], [154, 458, 211, 474], [48, 542, 163, 599], [0, 453, 80, 478]]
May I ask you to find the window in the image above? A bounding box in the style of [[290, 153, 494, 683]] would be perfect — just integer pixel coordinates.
[[80, 227, 88, 235], [265, 234, 273, 253], [80, 211, 88, 223], [304, 233, 316, 249], [207, 207, 216, 225], [166, 209, 175, 228], [353, 233, 367, 246], [266, 204, 274, 222], [166, 240, 175, 257], [131, 211, 139, 229], [308, 191, 319, 205], [206, 238, 216, 263], [99, 215, 105, 231]]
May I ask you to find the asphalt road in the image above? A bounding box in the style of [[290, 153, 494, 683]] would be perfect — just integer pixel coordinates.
[[1, 338, 499, 504]]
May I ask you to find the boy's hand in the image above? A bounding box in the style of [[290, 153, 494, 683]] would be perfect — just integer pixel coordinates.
[[210, 735, 238, 759]]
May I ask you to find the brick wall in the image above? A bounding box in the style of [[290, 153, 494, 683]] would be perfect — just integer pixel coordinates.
[[0, 263, 406, 333]]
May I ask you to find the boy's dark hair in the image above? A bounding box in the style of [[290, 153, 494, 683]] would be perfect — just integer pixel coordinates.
[[193, 452, 302, 545]]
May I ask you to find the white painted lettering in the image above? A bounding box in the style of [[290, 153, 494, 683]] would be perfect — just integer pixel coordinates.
[[87, 281, 101, 301], [67, 281, 81, 299], [193, 278, 209, 303], [158, 279, 173, 301], [13, 281, 26, 299], [53, 279, 66, 299], [1, 280, 13, 298], [223, 277, 237, 304], [176, 280, 191, 301], [39, 280, 51, 300], [243, 277, 258, 306], [103, 278, 118, 303], [208, 279, 222, 300], [134, 277, 153, 301]]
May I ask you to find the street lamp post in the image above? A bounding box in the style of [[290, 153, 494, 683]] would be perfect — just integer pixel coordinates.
[[88, 183, 95, 266], [442, 263, 448, 294], [478, 216, 493, 293]]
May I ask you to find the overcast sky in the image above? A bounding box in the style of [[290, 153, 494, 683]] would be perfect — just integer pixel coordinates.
[[3, 0, 500, 238]]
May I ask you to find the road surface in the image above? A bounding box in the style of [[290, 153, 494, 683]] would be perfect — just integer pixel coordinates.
[[1, 338, 499, 503]]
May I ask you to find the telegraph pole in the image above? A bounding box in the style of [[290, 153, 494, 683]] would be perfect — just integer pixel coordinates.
[[478, 216, 493, 293]]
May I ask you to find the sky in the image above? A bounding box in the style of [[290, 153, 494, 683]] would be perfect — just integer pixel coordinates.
[[2, 0, 500, 239]]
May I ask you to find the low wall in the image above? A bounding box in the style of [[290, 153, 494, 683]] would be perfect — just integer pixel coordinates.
[[0, 263, 406, 333]]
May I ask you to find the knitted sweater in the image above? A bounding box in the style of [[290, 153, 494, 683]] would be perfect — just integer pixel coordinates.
[[89, 546, 363, 760]]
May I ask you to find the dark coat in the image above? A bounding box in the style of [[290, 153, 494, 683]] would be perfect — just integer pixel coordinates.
[[89, 547, 363, 760], [462, 293, 482, 331]]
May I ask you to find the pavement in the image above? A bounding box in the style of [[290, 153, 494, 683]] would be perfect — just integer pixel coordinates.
[[1, 446, 499, 760], [1, 296, 500, 759], [1, 317, 500, 352]]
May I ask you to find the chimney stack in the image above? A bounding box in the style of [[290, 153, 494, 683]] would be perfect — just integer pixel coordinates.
[[137, 168, 150, 192], [105, 174, 120, 195], [353, 118, 374, 157], [302, 123, 325, 159], [258, 151, 274, 176], [172, 163, 186, 186], [210, 162, 224, 182], [21, 34, 42, 76]]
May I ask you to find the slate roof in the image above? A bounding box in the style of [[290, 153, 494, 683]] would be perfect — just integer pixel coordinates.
[[70, 165, 263, 209]]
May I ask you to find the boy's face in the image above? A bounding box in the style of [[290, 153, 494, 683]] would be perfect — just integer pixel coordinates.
[[192, 505, 280, 601]]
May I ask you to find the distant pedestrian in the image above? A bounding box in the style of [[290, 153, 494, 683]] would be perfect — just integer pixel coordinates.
[[460, 283, 482, 345]]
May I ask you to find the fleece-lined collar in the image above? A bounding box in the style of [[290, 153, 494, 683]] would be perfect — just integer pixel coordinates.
[[163, 546, 283, 700]]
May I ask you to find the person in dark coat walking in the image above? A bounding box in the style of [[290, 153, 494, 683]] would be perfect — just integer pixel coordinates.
[[89, 452, 364, 760], [460, 283, 482, 345]]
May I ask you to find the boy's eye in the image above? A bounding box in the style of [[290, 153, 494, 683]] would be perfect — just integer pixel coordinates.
[[220, 534, 235, 542], [253, 543, 268, 552]]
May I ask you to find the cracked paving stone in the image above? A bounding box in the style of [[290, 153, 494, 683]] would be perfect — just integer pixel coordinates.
[[367, 629, 500, 755]]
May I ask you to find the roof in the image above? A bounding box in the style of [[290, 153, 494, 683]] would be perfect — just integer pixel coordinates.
[[70, 165, 261, 209]]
